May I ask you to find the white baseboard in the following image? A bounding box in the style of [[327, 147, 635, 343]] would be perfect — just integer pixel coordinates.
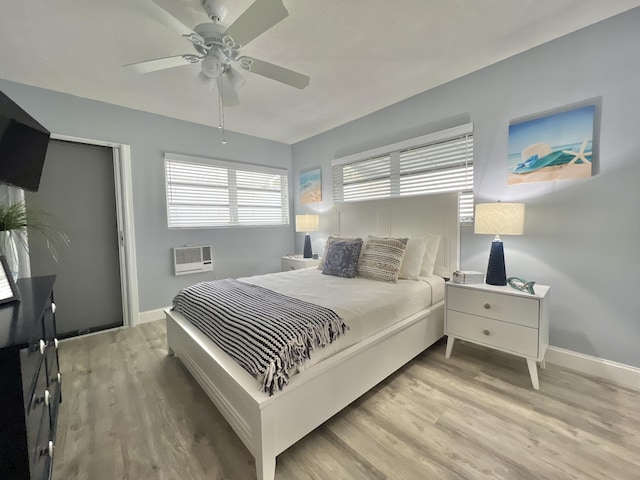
[[138, 307, 169, 325], [546, 346, 640, 391]]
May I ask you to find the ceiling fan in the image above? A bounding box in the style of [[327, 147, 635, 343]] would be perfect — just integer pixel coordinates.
[[125, 0, 310, 107]]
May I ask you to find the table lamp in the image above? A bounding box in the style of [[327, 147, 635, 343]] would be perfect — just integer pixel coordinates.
[[474, 202, 525, 286], [295, 214, 319, 258]]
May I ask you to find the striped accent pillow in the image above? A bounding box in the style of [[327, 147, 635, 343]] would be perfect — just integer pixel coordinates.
[[357, 235, 408, 283]]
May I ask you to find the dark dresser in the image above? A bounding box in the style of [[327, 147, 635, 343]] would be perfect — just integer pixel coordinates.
[[0, 276, 61, 480]]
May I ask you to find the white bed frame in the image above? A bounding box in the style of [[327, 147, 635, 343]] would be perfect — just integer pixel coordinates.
[[165, 193, 460, 480]]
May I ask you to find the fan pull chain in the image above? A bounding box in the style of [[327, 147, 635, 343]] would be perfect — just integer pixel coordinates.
[[217, 77, 227, 145]]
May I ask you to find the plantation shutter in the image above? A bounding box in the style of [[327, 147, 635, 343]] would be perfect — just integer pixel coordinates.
[[332, 154, 391, 203], [332, 124, 474, 222], [165, 153, 289, 228]]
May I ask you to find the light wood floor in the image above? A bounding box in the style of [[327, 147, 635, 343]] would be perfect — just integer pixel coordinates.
[[53, 320, 640, 480]]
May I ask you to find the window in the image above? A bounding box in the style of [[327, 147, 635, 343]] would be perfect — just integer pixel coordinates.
[[165, 153, 289, 228], [332, 124, 474, 222]]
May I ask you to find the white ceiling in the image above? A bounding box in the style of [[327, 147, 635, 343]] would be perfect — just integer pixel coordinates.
[[1, 0, 639, 144]]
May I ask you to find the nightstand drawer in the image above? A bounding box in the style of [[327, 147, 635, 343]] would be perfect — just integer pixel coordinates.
[[447, 286, 539, 328], [447, 311, 539, 357]]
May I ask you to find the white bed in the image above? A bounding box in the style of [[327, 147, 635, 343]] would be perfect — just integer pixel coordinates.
[[165, 193, 460, 480], [242, 268, 445, 373]]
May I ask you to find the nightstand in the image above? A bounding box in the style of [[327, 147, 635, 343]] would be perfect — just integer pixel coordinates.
[[281, 256, 320, 271], [445, 282, 550, 389]]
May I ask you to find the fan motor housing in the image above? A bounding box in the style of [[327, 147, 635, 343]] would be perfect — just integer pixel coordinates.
[[194, 23, 227, 47]]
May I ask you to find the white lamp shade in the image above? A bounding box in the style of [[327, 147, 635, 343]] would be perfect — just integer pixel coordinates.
[[295, 214, 319, 232], [474, 203, 525, 235]]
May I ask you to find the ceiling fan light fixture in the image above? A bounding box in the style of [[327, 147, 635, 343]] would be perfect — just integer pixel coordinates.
[[225, 67, 246, 91], [197, 71, 216, 89], [201, 55, 224, 78]]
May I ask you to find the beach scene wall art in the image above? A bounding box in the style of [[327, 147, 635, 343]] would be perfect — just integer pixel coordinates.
[[508, 104, 595, 185], [300, 168, 322, 204]]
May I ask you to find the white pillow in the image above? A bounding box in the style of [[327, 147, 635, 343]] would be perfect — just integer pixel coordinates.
[[420, 234, 442, 277], [398, 237, 428, 280]]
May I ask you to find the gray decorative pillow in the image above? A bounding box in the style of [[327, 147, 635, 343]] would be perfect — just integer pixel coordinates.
[[317, 236, 363, 270], [357, 235, 408, 283], [322, 240, 363, 278]]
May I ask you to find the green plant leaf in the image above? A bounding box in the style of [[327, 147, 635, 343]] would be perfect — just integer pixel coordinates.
[[0, 200, 69, 262]]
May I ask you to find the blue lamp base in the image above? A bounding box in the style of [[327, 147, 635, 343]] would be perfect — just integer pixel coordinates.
[[486, 239, 507, 286], [303, 233, 313, 258]]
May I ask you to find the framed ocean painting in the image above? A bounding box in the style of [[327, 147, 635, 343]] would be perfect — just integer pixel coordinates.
[[300, 168, 322, 204], [508, 104, 595, 185]]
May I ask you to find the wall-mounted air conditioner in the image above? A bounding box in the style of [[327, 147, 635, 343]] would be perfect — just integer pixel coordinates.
[[173, 245, 213, 276]]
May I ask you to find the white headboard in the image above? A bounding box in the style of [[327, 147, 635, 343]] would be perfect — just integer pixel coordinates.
[[334, 193, 460, 278]]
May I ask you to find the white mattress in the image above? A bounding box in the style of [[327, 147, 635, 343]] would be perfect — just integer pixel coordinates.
[[240, 268, 445, 372]]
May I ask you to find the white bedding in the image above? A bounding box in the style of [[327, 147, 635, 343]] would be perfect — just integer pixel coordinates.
[[240, 268, 445, 372]]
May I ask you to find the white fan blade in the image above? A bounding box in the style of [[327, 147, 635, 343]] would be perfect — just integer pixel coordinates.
[[124, 55, 198, 74], [147, 0, 204, 45], [237, 57, 309, 89], [224, 67, 246, 92], [197, 71, 216, 89], [224, 0, 288, 47]]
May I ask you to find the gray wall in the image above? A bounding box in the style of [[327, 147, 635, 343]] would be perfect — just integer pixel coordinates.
[[0, 79, 294, 311], [291, 8, 640, 368]]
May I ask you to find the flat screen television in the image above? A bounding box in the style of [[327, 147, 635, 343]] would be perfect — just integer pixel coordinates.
[[0, 90, 50, 192]]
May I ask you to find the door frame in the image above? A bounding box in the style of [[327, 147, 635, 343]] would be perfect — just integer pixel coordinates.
[[50, 134, 139, 328]]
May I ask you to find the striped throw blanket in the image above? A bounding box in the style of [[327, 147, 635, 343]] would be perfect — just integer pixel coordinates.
[[172, 279, 348, 395]]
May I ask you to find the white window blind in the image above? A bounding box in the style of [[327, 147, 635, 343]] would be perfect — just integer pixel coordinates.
[[332, 125, 474, 222], [334, 154, 391, 202], [165, 153, 289, 228]]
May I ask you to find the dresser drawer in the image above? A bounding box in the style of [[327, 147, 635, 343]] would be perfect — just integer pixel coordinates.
[[447, 286, 540, 328], [20, 339, 47, 408], [42, 301, 55, 342], [26, 357, 51, 461], [30, 403, 53, 480], [22, 342, 49, 407], [446, 311, 539, 357], [45, 345, 62, 428], [44, 333, 60, 385], [48, 381, 62, 433]]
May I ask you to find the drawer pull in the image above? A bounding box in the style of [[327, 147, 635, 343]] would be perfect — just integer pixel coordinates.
[[51, 372, 62, 384], [483, 303, 491, 309], [51, 302, 57, 314], [483, 329, 492, 336], [35, 389, 49, 405], [40, 441, 54, 458], [39, 339, 46, 355], [54, 338, 60, 349]]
